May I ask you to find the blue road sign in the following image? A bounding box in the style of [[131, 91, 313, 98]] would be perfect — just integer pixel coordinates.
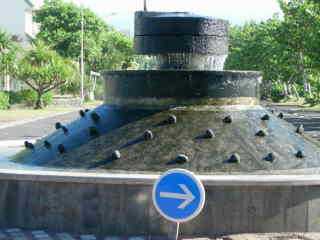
[[152, 169, 205, 223]]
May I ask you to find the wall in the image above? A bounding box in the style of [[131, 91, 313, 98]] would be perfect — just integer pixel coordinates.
[[0, 170, 320, 237]]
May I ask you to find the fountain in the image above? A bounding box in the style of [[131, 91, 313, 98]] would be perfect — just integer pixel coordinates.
[[1, 10, 320, 238]]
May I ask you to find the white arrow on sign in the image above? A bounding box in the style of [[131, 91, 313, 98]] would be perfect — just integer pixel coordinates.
[[160, 184, 195, 209]]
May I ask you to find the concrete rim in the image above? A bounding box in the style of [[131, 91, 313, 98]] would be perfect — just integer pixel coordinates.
[[1, 168, 320, 186]]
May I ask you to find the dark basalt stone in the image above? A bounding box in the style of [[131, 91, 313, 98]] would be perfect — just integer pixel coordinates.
[[223, 115, 232, 124], [296, 150, 305, 159], [255, 130, 268, 137], [261, 114, 270, 121], [62, 126, 69, 135], [227, 153, 240, 164], [143, 130, 154, 140], [296, 124, 304, 134], [134, 11, 229, 55], [91, 112, 100, 123], [57, 144, 66, 154], [205, 129, 215, 138], [278, 112, 284, 119], [104, 70, 261, 107], [14, 107, 320, 174], [264, 153, 275, 163], [44, 140, 51, 149], [167, 115, 177, 124], [24, 141, 34, 150], [55, 122, 62, 130], [79, 110, 86, 117], [167, 154, 189, 165], [112, 150, 121, 160]]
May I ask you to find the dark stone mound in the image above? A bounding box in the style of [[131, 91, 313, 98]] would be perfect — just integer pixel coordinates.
[[14, 105, 320, 174]]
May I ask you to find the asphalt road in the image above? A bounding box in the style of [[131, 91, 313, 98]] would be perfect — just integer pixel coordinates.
[[0, 111, 79, 141], [267, 105, 320, 141]]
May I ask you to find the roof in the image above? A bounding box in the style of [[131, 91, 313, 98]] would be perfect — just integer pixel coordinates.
[[24, 0, 34, 7]]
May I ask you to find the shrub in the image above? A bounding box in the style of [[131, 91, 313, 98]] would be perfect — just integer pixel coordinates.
[[15, 90, 53, 107], [271, 83, 285, 102], [7, 91, 24, 104], [0, 91, 10, 110], [305, 95, 319, 106]]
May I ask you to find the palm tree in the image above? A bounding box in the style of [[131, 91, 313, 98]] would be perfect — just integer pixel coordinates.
[[0, 29, 19, 90]]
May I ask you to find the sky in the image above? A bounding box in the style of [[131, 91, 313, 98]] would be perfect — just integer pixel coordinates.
[[45, 0, 283, 35]]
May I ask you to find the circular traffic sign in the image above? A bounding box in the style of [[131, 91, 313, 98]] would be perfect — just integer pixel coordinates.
[[152, 169, 205, 223]]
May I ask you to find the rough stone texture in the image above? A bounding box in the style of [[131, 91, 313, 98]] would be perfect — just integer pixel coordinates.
[[18, 106, 320, 174], [134, 11, 229, 55], [13, 105, 158, 165], [1, 180, 320, 236], [103, 70, 261, 108]]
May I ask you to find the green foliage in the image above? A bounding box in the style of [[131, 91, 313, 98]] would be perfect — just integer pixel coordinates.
[[34, 0, 134, 73], [13, 89, 52, 107], [226, 0, 320, 102], [0, 29, 19, 78], [6, 90, 53, 106], [271, 83, 285, 102], [0, 91, 9, 109], [17, 40, 76, 109], [7, 91, 24, 104]]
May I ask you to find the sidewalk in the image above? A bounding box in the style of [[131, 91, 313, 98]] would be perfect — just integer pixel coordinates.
[[0, 228, 319, 240]]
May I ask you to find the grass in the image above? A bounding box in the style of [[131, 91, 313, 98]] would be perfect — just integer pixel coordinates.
[[0, 100, 103, 125]]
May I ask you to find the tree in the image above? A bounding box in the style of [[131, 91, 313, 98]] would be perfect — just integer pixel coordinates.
[[277, 0, 320, 96], [225, 18, 295, 99], [225, 0, 320, 101], [0, 29, 19, 90], [17, 41, 77, 109], [34, 0, 134, 74]]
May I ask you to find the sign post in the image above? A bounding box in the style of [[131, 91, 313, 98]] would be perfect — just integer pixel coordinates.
[[152, 169, 205, 240]]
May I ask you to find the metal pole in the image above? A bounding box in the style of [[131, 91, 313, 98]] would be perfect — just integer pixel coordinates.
[[144, 0, 147, 11], [80, 5, 84, 104], [175, 222, 180, 240]]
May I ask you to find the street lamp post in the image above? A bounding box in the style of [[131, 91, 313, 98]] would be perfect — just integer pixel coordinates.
[[80, 5, 85, 104], [144, 0, 147, 11]]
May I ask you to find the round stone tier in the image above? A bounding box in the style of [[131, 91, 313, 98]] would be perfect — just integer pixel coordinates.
[[103, 70, 262, 109], [134, 11, 229, 55]]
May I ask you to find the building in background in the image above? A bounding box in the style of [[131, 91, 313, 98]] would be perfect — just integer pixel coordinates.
[[0, 0, 43, 46], [0, 0, 43, 91]]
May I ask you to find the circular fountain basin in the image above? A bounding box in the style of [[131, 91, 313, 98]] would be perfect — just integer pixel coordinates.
[[1, 103, 320, 236]]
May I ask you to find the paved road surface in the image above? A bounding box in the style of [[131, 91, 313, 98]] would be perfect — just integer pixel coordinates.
[[0, 111, 79, 141], [267, 105, 320, 141]]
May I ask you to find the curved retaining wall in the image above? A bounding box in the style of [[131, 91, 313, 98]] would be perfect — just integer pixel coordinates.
[[0, 170, 320, 237]]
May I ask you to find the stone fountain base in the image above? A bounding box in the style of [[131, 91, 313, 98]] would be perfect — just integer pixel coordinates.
[[1, 168, 320, 236]]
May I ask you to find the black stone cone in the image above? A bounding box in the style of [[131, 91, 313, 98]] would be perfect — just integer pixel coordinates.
[[13, 102, 320, 174]]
